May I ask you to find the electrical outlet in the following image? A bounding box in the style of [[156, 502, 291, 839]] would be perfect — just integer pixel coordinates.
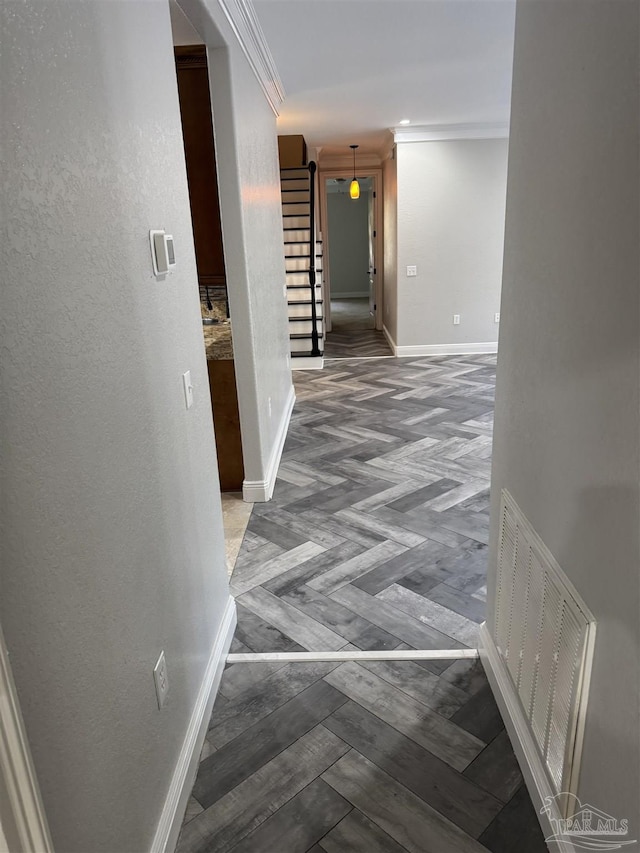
[[153, 651, 169, 709], [453, 314, 461, 325], [494, 312, 500, 323], [406, 265, 417, 277], [182, 371, 193, 409]]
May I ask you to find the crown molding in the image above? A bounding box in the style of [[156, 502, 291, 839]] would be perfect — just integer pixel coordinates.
[[216, 0, 285, 116], [392, 121, 509, 143]]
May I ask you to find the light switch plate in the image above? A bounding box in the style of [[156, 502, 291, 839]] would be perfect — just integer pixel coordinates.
[[406, 265, 417, 277], [153, 651, 169, 709], [453, 314, 461, 325], [183, 371, 194, 409]]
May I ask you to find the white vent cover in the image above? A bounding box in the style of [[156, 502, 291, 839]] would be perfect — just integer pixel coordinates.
[[494, 490, 596, 799]]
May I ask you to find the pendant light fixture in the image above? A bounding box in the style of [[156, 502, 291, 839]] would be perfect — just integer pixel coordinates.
[[349, 144, 360, 200]]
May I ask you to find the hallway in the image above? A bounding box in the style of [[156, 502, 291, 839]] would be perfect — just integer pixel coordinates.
[[177, 355, 548, 853]]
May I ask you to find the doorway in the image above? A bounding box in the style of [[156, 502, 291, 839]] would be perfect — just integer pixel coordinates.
[[170, 6, 252, 574], [172, 42, 245, 494], [325, 176, 375, 332]]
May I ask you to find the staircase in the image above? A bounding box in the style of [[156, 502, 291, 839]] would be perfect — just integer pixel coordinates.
[[280, 162, 324, 369]]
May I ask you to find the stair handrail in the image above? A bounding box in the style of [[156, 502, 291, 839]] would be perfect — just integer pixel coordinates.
[[307, 161, 321, 357]]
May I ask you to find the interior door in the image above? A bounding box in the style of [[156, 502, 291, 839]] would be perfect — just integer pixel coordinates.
[[367, 185, 376, 322]]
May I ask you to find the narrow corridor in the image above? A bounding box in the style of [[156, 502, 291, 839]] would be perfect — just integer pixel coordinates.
[[177, 355, 548, 853]]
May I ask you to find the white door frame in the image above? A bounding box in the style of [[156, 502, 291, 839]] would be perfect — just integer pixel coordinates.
[[0, 624, 54, 853], [318, 167, 384, 332]]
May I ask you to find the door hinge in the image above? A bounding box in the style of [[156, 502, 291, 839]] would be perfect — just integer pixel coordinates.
[[373, 230, 377, 237], [374, 304, 377, 310], [374, 268, 377, 275], [373, 191, 377, 198]]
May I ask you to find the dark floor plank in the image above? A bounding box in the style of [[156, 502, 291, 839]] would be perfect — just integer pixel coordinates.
[[319, 808, 408, 853], [451, 683, 505, 743], [246, 515, 310, 550], [464, 730, 523, 803], [478, 786, 549, 853], [324, 701, 503, 837], [386, 478, 462, 513], [322, 750, 489, 853], [427, 582, 487, 623], [234, 602, 304, 654], [330, 583, 467, 651], [352, 539, 453, 595], [440, 658, 491, 697], [351, 624, 403, 651], [193, 680, 348, 808], [227, 779, 351, 853], [324, 662, 485, 771], [357, 657, 469, 718], [208, 659, 346, 748], [177, 726, 350, 853], [282, 584, 382, 641]]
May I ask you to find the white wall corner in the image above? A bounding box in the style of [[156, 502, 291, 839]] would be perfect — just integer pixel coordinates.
[[478, 623, 576, 853], [394, 342, 498, 357], [392, 122, 509, 144], [242, 384, 295, 502], [382, 325, 398, 356], [151, 596, 237, 853], [215, 0, 285, 115], [0, 625, 55, 853]]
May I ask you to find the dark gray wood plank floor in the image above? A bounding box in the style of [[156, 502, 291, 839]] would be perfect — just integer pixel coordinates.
[[177, 354, 548, 853]]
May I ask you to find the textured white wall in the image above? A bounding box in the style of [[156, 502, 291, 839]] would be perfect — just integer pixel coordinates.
[[382, 154, 398, 342], [0, 2, 232, 850], [396, 138, 508, 347], [489, 0, 639, 833], [327, 192, 370, 296], [176, 0, 293, 489]]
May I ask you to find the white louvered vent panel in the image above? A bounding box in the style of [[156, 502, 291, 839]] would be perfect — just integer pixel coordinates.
[[492, 490, 596, 801], [506, 532, 532, 685], [530, 572, 563, 749], [546, 604, 585, 791], [518, 551, 545, 713], [494, 502, 517, 659]]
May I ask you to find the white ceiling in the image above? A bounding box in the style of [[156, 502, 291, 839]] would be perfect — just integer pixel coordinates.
[[252, 0, 516, 156]]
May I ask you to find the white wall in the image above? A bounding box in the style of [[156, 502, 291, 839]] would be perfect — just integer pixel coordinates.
[[0, 0, 282, 849], [382, 153, 398, 343], [180, 0, 294, 496], [489, 0, 639, 835], [326, 191, 370, 297], [395, 138, 508, 349]]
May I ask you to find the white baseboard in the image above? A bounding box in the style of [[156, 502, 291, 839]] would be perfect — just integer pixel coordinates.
[[479, 623, 569, 852], [382, 324, 397, 355], [291, 357, 324, 371], [396, 341, 498, 357], [242, 385, 295, 502], [151, 596, 237, 853]]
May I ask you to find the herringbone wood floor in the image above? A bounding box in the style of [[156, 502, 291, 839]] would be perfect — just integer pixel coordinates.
[[177, 353, 548, 853]]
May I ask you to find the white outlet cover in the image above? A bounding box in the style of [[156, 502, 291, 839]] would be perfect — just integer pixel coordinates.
[[406, 265, 417, 277], [495, 312, 501, 323], [153, 651, 169, 709], [453, 314, 461, 325]]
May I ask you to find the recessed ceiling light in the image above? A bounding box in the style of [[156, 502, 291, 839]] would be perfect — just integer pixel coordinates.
[[399, 119, 411, 125]]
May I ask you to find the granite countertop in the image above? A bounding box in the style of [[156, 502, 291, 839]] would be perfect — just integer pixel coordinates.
[[203, 320, 234, 361]]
